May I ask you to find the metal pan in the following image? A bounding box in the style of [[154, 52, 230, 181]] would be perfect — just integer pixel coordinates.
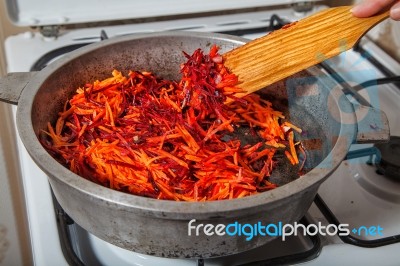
[[0, 31, 390, 258]]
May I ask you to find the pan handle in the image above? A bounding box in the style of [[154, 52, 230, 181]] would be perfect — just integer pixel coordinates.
[[0, 72, 38, 105], [353, 104, 390, 144]]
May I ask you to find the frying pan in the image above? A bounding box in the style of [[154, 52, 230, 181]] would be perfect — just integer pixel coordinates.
[[0, 31, 389, 258]]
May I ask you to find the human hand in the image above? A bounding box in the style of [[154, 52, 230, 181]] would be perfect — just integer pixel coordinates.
[[352, 0, 400, 20]]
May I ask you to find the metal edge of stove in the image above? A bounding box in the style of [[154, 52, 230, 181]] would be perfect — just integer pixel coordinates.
[[5, 0, 322, 28]]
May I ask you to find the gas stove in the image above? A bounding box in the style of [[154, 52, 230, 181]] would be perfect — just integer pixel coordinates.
[[2, 1, 400, 265]]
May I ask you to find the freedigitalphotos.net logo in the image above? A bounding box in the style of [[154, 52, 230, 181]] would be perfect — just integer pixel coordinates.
[[187, 219, 384, 241], [188, 219, 350, 241]]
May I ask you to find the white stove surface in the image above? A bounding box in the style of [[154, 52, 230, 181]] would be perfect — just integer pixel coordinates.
[[3, 5, 400, 266]]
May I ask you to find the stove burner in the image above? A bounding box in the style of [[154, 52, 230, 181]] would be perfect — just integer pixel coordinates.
[[375, 136, 400, 180]]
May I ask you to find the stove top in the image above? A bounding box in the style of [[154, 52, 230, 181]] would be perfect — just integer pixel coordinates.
[[3, 5, 400, 266]]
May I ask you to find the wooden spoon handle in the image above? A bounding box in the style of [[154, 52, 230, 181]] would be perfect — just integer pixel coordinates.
[[223, 6, 389, 99]]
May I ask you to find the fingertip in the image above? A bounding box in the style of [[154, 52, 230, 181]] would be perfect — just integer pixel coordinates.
[[351, 3, 374, 17], [350, 0, 395, 18], [390, 2, 400, 20], [351, 5, 362, 16]]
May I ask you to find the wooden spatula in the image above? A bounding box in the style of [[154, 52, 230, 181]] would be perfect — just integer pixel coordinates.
[[223, 6, 389, 99]]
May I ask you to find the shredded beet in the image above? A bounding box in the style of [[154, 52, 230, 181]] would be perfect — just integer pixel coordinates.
[[41, 45, 303, 201]]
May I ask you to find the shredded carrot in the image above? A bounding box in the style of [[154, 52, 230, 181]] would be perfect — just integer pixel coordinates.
[[285, 150, 296, 165], [40, 45, 304, 201]]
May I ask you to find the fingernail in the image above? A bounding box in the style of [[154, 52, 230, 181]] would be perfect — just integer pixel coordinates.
[[391, 3, 400, 20], [350, 4, 364, 15], [350, 5, 360, 13]]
